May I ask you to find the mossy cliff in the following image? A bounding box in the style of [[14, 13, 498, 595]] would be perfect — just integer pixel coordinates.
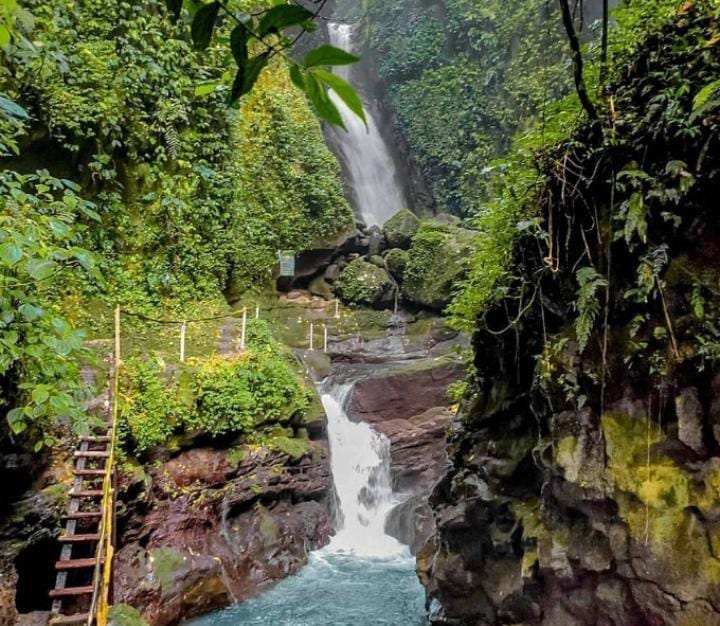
[[420, 7, 720, 625]]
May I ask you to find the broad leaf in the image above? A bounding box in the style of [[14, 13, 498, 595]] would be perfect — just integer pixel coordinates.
[[26, 259, 57, 280], [194, 81, 219, 96], [0, 241, 22, 265], [191, 2, 220, 50], [230, 24, 249, 67], [312, 68, 366, 125], [289, 64, 306, 90], [257, 5, 313, 37], [0, 95, 28, 120], [304, 44, 359, 68], [305, 73, 345, 129], [230, 52, 270, 103]]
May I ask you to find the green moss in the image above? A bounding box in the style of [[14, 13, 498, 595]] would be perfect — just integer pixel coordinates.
[[226, 445, 249, 467], [336, 259, 395, 308], [150, 547, 186, 595], [385, 248, 409, 280], [109, 604, 149, 626], [383, 209, 420, 249], [403, 223, 475, 310], [269, 435, 311, 461]]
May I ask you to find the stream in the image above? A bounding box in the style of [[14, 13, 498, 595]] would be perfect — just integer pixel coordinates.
[[188, 17, 427, 625], [188, 378, 427, 626]]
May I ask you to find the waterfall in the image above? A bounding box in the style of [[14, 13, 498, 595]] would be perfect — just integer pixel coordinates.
[[326, 23, 408, 228], [319, 386, 405, 558]]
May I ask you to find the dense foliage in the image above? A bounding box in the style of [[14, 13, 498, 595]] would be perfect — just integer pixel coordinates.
[[119, 320, 311, 454], [0, 0, 352, 444]]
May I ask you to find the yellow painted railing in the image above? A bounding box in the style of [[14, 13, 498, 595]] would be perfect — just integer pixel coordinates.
[[88, 305, 121, 626]]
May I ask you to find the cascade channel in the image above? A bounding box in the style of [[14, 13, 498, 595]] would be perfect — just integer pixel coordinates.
[[324, 22, 409, 227], [189, 19, 426, 626], [188, 370, 427, 625]]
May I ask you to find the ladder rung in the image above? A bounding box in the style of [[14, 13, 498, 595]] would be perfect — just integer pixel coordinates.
[[72, 468, 106, 477], [65, 510, 102, 520], [49, 614, 90, 625], [74, 450, 110, 458], [70, 490, 103, 498], [59, 533, 100, 543], [49, 586, 94, 598], [80, 435, 110, 443], [55, 557, 102, 570]]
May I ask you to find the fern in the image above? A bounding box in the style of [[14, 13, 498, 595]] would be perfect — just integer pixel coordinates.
[[574, 266, 608, 352], [693, 79, 720, 113]]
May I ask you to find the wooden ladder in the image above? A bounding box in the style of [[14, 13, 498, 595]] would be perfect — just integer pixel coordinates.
[[50, 307, 121, 626], [49, 430, 113, 625]]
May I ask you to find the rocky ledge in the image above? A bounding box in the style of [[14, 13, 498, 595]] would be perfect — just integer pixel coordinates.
[[113, 443, 332, 625]]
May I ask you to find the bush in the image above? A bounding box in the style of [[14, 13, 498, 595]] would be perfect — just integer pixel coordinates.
[[119, 320, 311, 453]]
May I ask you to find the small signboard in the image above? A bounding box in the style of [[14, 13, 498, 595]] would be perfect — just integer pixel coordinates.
[[278, 251, 295, 277]]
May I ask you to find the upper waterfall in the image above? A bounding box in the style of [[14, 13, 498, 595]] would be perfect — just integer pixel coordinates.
[[326, 23, 409, 228]]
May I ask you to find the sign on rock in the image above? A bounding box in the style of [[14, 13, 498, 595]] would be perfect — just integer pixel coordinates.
[[278, 251, 295, 277]]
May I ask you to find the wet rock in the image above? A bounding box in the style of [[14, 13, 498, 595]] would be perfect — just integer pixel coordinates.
[[308, 275, 334, 300], [368, 254, 386, 268], [676, 386, 706, 454], [366, 225, 386, 257], [324, 263, 341, 283], [386, 494, 436, 555], [114, 444, 333, 625], [383, 209, 420, 249]]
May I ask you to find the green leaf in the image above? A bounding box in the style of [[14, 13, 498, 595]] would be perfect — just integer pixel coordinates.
[[19, 303, 44, 321], [230, 24, 249, 67], [304, 44, 360, 68], [7, 407, 26, 434], [0, 241, 22, 265], [26, 259, 57, 280], [312, 68, 366, 125], [0, 95, 28, 120], [32, 387, 49, 405], [194, 81, 219, 96], [305, 73, 345, 129], [257, 5, 313, 37], [289, 64, 305, 90], [0, 25, 10, 48], [164, 0, 183, 22], [693, 79, 720, 113], [191, 1, 220, 50], [230, 52, 270, 103]]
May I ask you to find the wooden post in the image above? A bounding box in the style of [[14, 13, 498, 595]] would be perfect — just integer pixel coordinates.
[[240, 307, 247, 350], [323, 324, 328, 353], [255, 304, 260, 319], [309, 322, 314, 351], [179, 321, 187, 362], [334, 299, 340, 318]]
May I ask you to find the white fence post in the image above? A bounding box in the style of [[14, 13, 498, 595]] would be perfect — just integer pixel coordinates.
[[179, 321, 187, 362], [309, 322, 315, 351], [240, 307, 247, 350]]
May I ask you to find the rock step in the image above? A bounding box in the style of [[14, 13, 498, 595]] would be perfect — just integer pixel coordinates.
[[80, 435, 111, 443]]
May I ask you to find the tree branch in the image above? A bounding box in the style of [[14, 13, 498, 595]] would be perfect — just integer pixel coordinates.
[[557, 0, 599, 121]]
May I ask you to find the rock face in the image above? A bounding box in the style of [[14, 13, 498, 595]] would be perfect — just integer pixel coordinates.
[[114, 444, 332, 625], [344, 353, 464, 553], [383, 209, 421, 249], [419, 11, 720, 625]]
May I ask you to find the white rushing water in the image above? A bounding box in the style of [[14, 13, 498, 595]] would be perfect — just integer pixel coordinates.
[[319, 386, 405, 558], [327, 23, 408, 228]]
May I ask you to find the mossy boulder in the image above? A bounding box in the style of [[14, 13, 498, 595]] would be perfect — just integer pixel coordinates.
[[335, 258, 396, 309], [109, 604, 150, 626], [383, 209, 420, 249], [403, 223, 475, 310], [384, 248, 409, 281]]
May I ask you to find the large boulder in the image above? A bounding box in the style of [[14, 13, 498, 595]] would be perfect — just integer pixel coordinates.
[[335, 258, 397, 309], [403, 222, 475, 310], [383, 209, 420, 249]]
